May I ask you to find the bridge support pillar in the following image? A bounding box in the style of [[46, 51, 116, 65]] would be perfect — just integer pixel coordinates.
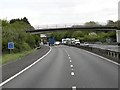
[[116, 30, 120, 46]]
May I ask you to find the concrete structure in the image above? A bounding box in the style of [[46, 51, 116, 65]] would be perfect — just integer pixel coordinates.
[[117, 1, 120, 45], [26, 26, 117, 34], [116, 30, 120, 45]]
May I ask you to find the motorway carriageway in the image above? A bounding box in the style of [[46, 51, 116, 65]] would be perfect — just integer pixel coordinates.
[[1, 45, 119, 89]]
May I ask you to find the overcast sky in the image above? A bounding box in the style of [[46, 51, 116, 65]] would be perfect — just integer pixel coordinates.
[[0, 0, 119, 27]]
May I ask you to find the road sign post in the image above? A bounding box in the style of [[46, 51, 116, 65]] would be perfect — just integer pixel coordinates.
[[8, 42, 14, 54]]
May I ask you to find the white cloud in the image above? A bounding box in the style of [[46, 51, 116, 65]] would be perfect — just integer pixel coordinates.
[[0, 0, 119, 26]]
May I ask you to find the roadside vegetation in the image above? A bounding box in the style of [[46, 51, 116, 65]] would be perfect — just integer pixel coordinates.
[[1, 18, 119, 64], [2, 49, 35, 64], [2, 17, 41, 64], [50, 20, 119, 43]]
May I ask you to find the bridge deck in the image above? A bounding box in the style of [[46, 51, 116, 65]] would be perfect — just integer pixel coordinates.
[[26, 26, 118, 33]]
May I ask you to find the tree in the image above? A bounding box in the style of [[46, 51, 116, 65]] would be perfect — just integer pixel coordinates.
[[85, 21, 100, 26], [107, 20, 115, 26], [2, 18, 36, 53], [115, 20, 120, 29], [10, 17, 30, 25], [2, 20, 9, 26], [22, 17, 30, 25], [72, 31, 84, 38]]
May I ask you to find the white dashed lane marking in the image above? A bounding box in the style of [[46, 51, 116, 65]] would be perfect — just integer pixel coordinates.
[[70, 65, 73, 68], [69, 57, 71, 59], [71, 72, 75, 76], [65, 50, 76, 88], [72, 86, 76, 90], [65, 50, 69, 56]]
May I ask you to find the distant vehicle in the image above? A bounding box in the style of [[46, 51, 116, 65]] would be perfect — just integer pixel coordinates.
[[62, 39, 67, 44], [84, 42, 89, 47], [62, 38, 71, 45], [75, 41, 80, 45], [43, 42, 47, 45], [55, 41, 60, 45], [62, 38, 80, 45], [74, 39, 80, 45], [49, 37, 55, 46]]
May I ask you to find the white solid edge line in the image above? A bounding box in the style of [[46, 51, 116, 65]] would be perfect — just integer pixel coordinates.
[[82, 49, 120, 66], [0, 47, 52, 87]]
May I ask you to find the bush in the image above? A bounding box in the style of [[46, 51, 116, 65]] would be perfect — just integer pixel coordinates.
[[21, 42, 31, 51], [2, 18, 40, 54]]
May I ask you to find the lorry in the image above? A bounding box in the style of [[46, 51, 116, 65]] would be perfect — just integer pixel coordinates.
[[62, 38, 71, 45], [74, 39, 80, 45], [49, 37, 55, 46], [62, 39, 67, 44], [62, 38, 80, 45]]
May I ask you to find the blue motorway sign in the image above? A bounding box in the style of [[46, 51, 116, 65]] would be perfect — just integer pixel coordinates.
[[8, 42, 14, 49]]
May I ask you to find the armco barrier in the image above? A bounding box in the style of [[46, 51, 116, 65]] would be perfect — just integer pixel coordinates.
[[69, 45, 120, 64]]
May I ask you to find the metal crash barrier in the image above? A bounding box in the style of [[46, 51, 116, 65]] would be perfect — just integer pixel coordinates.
[[68, 44, 120, 64]]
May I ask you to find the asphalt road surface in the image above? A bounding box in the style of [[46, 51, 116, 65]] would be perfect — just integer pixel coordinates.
[[2, 46, 50, 82], [2, 45, 119, 89]]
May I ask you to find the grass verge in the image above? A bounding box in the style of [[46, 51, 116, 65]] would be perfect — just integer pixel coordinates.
[[2, 49, 36, 64]]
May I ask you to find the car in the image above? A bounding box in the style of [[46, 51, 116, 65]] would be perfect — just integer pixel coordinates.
[[55, 41, 60, 45], [84, 42, 89, 47]]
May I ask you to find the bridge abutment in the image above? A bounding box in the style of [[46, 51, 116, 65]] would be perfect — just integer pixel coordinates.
[[116, 30, 120, 46]]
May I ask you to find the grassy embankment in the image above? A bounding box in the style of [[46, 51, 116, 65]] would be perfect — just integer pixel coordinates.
[[2, 49, 36, 64]]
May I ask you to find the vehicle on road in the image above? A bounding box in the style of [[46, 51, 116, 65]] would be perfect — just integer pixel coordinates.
[[49, 37, 55, 46], [55, 41, 60, 45], [62, 39, 66, 44], [83, 42, 89, 47], [74, 39, 80, 45], [62, 38, 80, 45]]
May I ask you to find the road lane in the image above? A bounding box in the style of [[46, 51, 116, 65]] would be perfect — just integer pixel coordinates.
[[2, 45, 118, 88], [65, 46, 118, 88], [2, 46, 72, 88], [2, 46, 50, 82]]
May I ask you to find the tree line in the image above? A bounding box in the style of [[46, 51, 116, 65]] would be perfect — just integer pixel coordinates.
[[2, 18, 119, 54], [50, 20, 118, 43], [2, 17, 41, 54], [9, 17, 30, 25]]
